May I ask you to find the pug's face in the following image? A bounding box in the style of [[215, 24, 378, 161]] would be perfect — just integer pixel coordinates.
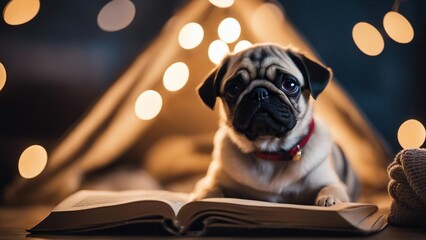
[[198, 44, 331, 142]]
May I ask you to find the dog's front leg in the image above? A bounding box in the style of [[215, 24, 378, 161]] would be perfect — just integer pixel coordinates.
[[191, 176, 224, 201], [315, 184, 350, 207]]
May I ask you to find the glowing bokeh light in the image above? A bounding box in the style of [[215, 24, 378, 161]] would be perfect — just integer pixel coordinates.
[[218, 18, 241, 43], [0, 62, 6, 92], [234, 40, 253, 53], [3, 0, 40, 25], [398, 119, 426, 149], [383, 11, 414, 44], [252, 3, 284, 25], [134, 90, 162, 120], [163, 62, 189, 92], [18, 145, 48, 179], [178, 22, 204, 49], [250, 2, 285, 41], [209, 0, 234, 8], [208, 40, 230, 64], [352, 22, 384, 56], [97, 0, 136, 32]]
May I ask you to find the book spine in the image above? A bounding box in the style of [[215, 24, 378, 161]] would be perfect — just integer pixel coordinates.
[[162, 219, 182, 236]]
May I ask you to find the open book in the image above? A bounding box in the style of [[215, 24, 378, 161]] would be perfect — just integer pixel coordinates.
[[30, 190, 387, 236]]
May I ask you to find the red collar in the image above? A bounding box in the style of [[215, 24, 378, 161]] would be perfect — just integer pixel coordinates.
[[253, 120, 315, 161]]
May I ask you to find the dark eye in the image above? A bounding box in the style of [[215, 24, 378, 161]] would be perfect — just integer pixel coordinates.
[[280, 77, 300, 95], [225, 83, 240, 98]]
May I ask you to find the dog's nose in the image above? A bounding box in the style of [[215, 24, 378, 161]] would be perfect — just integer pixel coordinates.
[[252, 87, 269, 102]]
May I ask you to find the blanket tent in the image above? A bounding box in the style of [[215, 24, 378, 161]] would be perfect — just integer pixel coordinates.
[[5, 0, 391, 205]]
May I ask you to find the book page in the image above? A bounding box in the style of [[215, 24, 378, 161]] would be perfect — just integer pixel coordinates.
[[53, 190, 190, 215], [199, 198, 375, 211], [179, 198, 382, 234]]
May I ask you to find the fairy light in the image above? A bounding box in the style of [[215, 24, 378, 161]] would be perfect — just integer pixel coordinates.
[[218, 18, 241, 43], [0, 62, 6, 92], [209, 0, 234, 8], [18, 145, 48, 179], [352, 22, 384, 56], [398, 119, 426, 149], [134, 90, 163, 120], [234, 40, 253, 53], [178, 22, 204, 50], [208, 40, 230, 64], [3, 0, 40, 25], [383, 11, 414, 44], [97, 0, 136, 32], [163, 62, 189, 92]]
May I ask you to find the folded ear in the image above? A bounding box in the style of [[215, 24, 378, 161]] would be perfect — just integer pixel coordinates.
[[287, 51, 332, 100], [197, 57, 229, 110]]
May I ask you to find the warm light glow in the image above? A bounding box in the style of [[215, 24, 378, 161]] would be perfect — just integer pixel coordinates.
[[252, 3, 284, 25], [18, 145, 48, 179], [0, 62, 6, 92], [3, 0, 40, 25], [97, 0, 136, 32], [208, 40, 230, 64], [234, 40, 253, 53], [134, 90, 162, 120], [383, 11, 414, 44], [352, 22, 384, 56], [178, 22, 204, 50], [163, 62, 189, 92], [251, 2, 285, 40], [209, 0, 234, 8], [398, 119, 426, 149], [218, 18, 241, 43]]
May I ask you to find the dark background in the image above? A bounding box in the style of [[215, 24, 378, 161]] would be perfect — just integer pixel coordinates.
[[0, 0, 425, 197]]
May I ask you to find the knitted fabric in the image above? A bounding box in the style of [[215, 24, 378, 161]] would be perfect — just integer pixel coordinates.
[[387, 148, 426, 226]]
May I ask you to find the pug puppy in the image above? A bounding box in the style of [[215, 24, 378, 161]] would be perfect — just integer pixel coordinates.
[[192, 43, 359, 206]]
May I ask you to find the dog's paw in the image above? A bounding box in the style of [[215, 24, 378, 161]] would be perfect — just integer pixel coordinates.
[[190, 188, 224, 201], [315, 184, 349, 207], [316, 195, 342, 207]]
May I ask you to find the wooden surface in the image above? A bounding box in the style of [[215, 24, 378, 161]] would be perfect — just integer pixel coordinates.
[[1, 205, 426, 240]]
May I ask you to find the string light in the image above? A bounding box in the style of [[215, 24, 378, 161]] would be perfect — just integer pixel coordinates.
[[134, 90, 162, 120], [18, 145, 48, 179], [178, 22, 204, 50], [209, 0, 234, 8], [208, 40, 230, 64], [218, 18, 241, 43], [352, 22, 384, 56], [3, 0, 40, 25], [97, 0, 136, 32], [163, 62, 189, 92], [383, 11, 414, 44], [234, 40, 253, 53], [397, 119, 426, 149], [0, 62, 6, 92]]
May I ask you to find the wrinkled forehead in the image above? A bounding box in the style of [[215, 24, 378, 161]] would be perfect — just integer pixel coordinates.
[[221, 46, 305, 90]]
